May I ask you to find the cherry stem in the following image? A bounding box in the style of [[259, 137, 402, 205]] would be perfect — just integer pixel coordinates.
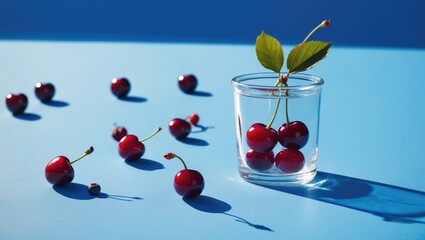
[[139, 127, 162, 143], [266, 95, 281, 129], [302, 19, 332, 45], [267, 73, 288, 129], [170, 153, 188, 170], [69, 146, 94, 165], [289, 20, 331, 76], [284, 82, 290, 126]]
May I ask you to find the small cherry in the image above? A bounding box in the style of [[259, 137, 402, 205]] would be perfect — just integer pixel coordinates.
[[164, 152, 204, 198], [246, 123, 278, 153], [5, 93, 28, 115], [118, 127, 161, 161], [35, 82, 55, 102], [178, 74, 197, 93], [278, 121, 309, 149], [45, 146, 94, 186], [245, 149, 275, 171], [112, 124, 128, 141], [187, 113, 199, 126], [275, 148, 305, 173], [88, 183, 101, 195], [169, 118, 191, 139], [111, 77, 131, 98]]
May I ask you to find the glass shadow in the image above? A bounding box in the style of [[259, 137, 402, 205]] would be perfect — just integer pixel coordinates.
[[260, 171, 425, 224]]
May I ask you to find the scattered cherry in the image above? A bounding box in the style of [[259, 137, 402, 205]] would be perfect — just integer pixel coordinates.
[[45, 146, 94, 186], [169, 118, 191, 139], [5, 93, 28, 115], [118, 127, 161, 161], [275, 148, 305, 173], [187, 113, 199, 126], [35, 82, 55, 102], [245, 149, 274, 171], [246, 123, 278, 153], [111, 77, 131, 98], [164, 152, 204, 198], [178, 74, 197, 93], [88, 183, 101, 195], [112, 124, 128, 141], [278, 121, 309, 149]]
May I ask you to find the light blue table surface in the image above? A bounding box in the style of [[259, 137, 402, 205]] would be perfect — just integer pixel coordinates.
[[1, 40, 425, 239]]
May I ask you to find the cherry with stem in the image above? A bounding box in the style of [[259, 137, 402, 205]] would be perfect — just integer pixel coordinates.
[[163, 152, 204, 198], [45, 146, 94, 186], [118, 127, 162, 161]]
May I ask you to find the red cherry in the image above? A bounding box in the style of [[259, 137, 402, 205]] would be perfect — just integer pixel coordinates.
[[118, 135, 145, 161], [45, 146, 94, 186], [112, 125, 128, 141], [178, 74, 197, 93], [164, 152, 204, 198], [169, 118, 191, 139], [187, 113, 200, 126], [35, 82, 55, 102], [111, 77, 131, 98], [5, 93, 28, 115], [118, 127, 161, 161], [174, 170, 205, 198], [275, 148, 305, 173], [278, 121, 309, 149], [246, 123, 278, 153], [245, 149, 274, 171]]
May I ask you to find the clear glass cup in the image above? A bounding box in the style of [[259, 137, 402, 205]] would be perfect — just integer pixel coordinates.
[[232, 72, 324, 185]]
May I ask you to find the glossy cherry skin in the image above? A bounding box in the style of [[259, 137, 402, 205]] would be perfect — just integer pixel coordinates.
[[111, 77, 131, 98], [5, 93, 28, 115], [278, 121, 309, 149], [169, 118, 191, 139], [45, 156, 74, 186], [245, 149, 274, 171], [188, 113, 199, 126], [178, 74, 197, 93], [275, 148, 305, 173], [174, 169, 204, 198], [35, 82, 55, 102], [112, 126, 128, 141], [246, 123, 278, 153], [118, 134, 145, 161]]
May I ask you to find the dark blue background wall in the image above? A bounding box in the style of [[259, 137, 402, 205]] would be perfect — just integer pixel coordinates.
[[1, 0, 424, 48]]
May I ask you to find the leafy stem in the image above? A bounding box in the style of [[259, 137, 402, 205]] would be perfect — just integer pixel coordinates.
[[257, 20, 331, 130]]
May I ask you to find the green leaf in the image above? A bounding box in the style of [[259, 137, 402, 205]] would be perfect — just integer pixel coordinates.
[[255, 31, 284, 73], [287, 41, 331, 74]]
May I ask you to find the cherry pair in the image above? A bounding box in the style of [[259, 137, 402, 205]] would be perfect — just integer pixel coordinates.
[[111, 74, 197, 99], [6, 82, 55, 115], [169, 113, 199, 139], [245, 121, 309, 173], [44, 126, 161, 186]]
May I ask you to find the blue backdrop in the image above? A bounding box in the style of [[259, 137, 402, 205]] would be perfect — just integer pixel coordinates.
[[0, 0, 424, 48]]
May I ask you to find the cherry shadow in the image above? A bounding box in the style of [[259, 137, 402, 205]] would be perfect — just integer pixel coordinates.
[[190, 125, 214, 134], [43, 99, 70, 107], [259, 171, 425, 224], [53, 183, 95, 200], [125, 158, 165, 171], [13, 112, 42, 121], [187, 90, 213, 97], [53, 182, 143, 201], [119, 95, 148, 103], [178, 137, 209, 146], [96, 192, 143, 202], [184, 195, 273, 231]]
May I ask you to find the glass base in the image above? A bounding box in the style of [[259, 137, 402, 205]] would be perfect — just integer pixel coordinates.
[[238, 149, 318, 186], [239, 166, 317, 186]]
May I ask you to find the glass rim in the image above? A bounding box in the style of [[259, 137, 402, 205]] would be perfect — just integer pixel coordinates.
[[232, 72, 324, 91]]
